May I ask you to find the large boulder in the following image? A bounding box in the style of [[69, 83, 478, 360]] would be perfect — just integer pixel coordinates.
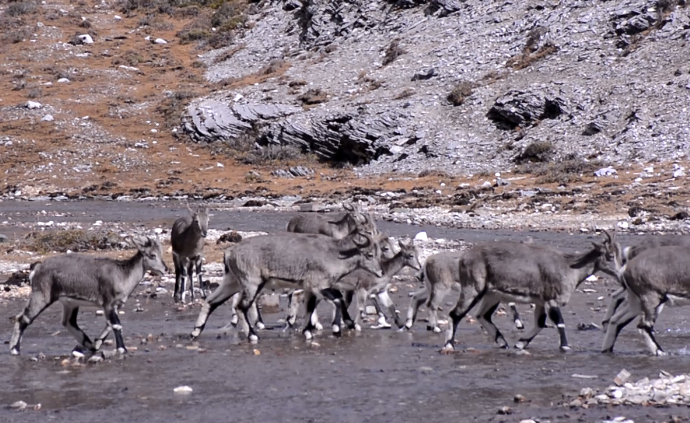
[[183, 98, 421, 164]]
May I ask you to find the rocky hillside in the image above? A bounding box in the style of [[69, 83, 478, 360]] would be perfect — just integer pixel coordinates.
[[186, 0, 690, 175], [0, 0, 689, 203]]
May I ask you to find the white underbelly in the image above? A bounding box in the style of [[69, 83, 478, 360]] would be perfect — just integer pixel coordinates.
[[666, 294, 690, 307]]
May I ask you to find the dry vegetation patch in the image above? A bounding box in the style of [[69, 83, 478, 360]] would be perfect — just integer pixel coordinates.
[[18, 230, 123, 254]]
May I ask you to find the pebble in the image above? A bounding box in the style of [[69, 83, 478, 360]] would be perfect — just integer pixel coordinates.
[[496, 406, 512, 415], [173, 386, 193, 394], [414, 231, 428, 241], [41, 114, 54, 122], [418, 366, 434, 374], [513, 394, 527, 403], [154, 38, 167, 44], [26, 101, 42, 109], [57, 78, 70, 83]]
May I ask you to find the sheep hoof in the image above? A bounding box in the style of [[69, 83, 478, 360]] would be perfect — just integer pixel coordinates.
[[560, 345, 571, 351], [332, 325, 341, 337], [10, 347, 20, 356], [117, 347, 127, 354], [656, 350, 668, 357], [314, 322, 324, 331], [304, 330, 313, 341], [515, 320, 525, 330], [256, 322, 266, 330], [354, 324, 362, 332], [248, 334, 259, 343], [515, 341, 526, 350], [440, 343, 454, 354]]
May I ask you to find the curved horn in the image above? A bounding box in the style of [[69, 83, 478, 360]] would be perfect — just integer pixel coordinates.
[[343, 202, 354, 212], [186, 202, 194, 216], [602, 229, 613, 243], [353, 233, 372, 249]]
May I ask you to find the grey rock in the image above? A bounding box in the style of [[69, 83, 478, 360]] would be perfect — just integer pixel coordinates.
[[594, 167, 617, 177], [283, 0, 302, 11], [428, 0, 463, 17], [0, 234, 8, 243], [411, 68, 438, 81], [486, 90, 567, 130], [583, 121, 604, 136]]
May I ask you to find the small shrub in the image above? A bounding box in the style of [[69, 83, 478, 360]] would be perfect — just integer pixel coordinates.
[[20, 229, 122, 254], [5, 1, 37, 17], [516, 157, 602, 184], [139, 14, 174, 30], [241, 145, 304, 165], [447, 81, 475, 106], [177, 17, 213, 44], [156, 90, 199, 129], [26, 87, 42, 99], [418, 169, 449, 178], [1, 25, 32, 43], [382, 38, 406, 66], [297, 88, 328, 105], [259, 59, 285, 75], [288, 79, 307, 87], [207, 30, 234, 49], [514, 141, 555, 163], [394, 88, 415, 100], [212, 43, 245, 64]]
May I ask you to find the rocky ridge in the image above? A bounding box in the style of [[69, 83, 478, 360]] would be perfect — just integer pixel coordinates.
[[185, 0, 690, 175]]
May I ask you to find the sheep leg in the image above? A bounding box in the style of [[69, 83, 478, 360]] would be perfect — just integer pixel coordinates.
[[195, 257, 207, 299], [93, 324, 112, 351], [191, 279, 241, 339], [105, 306, 127, 354], [227, 292, 241, 328], [9, 293, 52, 355], [404, 286, 428, 330], [352, 287, 367, 331], [444, 289, 485, 351], [302, 292, 319, 340], [285, 289, 301, 328], [508, 302, 524, 330], [515, 304, 547, 350], [545, 302, 570, 351], [601, 294, 642, 353], [637, 298, 666, 356], [172, 253, 183, 303], [602, 287, 627, 328], [475, 296, 508, 348], [62, 305, 95, 352], [186, 260, 196, 302], [238, 280, 265, 343], [321, 288, 355, 336], [426, 284, 450, 333], [254, 296, 266, 330], [376, 290, 402, 329]]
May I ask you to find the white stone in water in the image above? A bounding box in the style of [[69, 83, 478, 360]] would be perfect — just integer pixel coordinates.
[[173, 386, 193, 394], [414, 231, 428, 241]]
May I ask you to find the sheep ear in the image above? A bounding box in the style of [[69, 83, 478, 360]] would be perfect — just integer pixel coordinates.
[[398, 239, 406, 249]]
